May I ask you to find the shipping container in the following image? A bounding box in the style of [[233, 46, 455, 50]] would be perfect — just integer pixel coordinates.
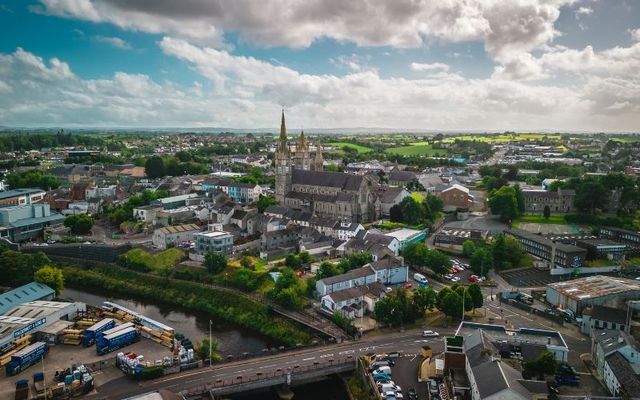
[[82, 318, 115, 347], [5, 342, 48, 376], [96, 327, 139, 356]]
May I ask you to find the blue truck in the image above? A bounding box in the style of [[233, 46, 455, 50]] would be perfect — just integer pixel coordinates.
[[82, 318, 115, 347], [5, 342, 48, 376], [96, 322, 135, 340], [96, 327, 139, 356]]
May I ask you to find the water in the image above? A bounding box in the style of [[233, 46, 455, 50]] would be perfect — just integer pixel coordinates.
[[229, 375, 349, 400], [62, 287, 279, 355]]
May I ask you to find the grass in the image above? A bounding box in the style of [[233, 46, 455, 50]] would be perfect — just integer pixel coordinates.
[[410, 192, 424, 202], [327, 142, 373, 153], [512, 214, 566, 227], [122, 248, 185, 273], [440, 133, 561, 143], [372, 221, 427, 230], [385, 143, 450, 157]]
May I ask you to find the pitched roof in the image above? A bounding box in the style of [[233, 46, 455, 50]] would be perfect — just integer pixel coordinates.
[[291, 169, 364, 191], [606, 352, 640, 395], [377, 187, 408, 203], [318, 266, 374, 286], [0, 282, 55, 314], [325, 282, 386, 303], [441, 183, 470, 194], [590, 305, 628, 325]]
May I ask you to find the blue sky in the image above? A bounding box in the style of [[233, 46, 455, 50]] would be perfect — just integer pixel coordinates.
[[0, 0, 638, 131]]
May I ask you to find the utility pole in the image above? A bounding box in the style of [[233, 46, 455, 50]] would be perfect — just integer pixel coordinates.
[[42, 355, 46, 400], [209, 320, 213, 366]]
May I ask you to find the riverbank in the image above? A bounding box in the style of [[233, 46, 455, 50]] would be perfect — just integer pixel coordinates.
[[61, 264, 313, 346]]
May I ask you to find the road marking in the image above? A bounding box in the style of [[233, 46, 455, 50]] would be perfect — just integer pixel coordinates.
[[339, 350, 355, 355], [302, 357, 316, 361], [319, 354, 334, 358]]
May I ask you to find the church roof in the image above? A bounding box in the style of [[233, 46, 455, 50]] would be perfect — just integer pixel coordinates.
[[291, 169, 364, 191]]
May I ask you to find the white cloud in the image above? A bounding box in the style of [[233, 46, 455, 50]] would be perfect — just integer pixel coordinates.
[[94, 35, 132, 50], [630, 28, 640, 42], [575, 6, 593, 15], [410, 62, 450, 72]]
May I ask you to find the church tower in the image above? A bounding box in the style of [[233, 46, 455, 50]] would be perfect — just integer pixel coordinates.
[[275, 109, 291, 203], [293, 130, 311, 171], [312, 143, 324, 171]]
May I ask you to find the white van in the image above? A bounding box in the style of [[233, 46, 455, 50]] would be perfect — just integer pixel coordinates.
[[374, 366, 392, 375], [413, 273, 428, 285]]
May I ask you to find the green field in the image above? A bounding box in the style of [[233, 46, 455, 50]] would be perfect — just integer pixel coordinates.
[[328, 142, 373, 153], [122, 248, 185, 273], [512, 214, 566, 227], [440, 134, 561, 143], [385, 143, 450, 157]]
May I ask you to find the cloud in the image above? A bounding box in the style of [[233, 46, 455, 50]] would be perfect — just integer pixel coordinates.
[[410, 62, 450, 72], [94, 35, 132, 50], [630, 28, 640, 42], [575, 6, 593, 16]]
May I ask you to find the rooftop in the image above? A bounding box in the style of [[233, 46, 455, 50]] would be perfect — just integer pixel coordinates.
[[0, 282, 55, 314], [455, 321, 568, 349], [194, 230, 232, 238], [0, 188, 45, 201], [155, 223, 200, 235], [374, 227, 424, 242], [547, 275, 640, 301]]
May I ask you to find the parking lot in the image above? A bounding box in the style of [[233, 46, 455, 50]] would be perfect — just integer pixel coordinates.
[[500, 267, 560, 287], [371, 351, 430, 400]]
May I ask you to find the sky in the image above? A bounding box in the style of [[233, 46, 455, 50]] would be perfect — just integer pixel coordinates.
[[0, 0, 638, 132]]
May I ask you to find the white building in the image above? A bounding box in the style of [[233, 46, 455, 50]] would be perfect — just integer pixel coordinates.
[[194, 230, 233, 255]]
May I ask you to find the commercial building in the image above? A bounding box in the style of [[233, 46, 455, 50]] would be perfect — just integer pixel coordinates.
[[599, 226, 640, 249], [0, 188, 46, 206], [0, 301, 86, 352], [194, 230, 233, 255], [546, 275, 640, 315], [217, 181, 263, 204], [152, 223, 201, 250], [506, 228, 586, 269], [0, 203, 65, 242], [369, 227, 426, 249], [152, 193, 199, 210], [0, 282, 55, 315]]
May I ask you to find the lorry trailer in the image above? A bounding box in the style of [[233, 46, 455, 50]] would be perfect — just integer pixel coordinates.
[[5, 342, 48, 376], [82, 318, 115, 347], [96, 327, 139, 356], [97, 322, 135, 339]]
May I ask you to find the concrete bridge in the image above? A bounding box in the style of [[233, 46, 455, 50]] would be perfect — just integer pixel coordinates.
[[180, 356, 357, 398]]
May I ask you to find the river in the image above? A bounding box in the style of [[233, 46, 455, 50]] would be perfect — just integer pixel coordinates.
[[62, 287, 279, 355]]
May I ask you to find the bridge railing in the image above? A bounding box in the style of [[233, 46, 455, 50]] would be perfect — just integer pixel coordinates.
[[182, 355, 356, 396]]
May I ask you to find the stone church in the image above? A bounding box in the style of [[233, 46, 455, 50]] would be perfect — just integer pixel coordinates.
[[275, 111, 379, 223]]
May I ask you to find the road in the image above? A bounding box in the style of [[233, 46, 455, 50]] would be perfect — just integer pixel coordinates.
[[88, 329, 452, 399]]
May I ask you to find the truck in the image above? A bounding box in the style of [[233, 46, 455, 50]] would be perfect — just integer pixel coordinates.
[[14, 379, 29, 400], [5, 342, 48, 376], [32, 372, 46, 393], [96, 327, 139, 356], [82, 318, 115, 347], [97, 322, 135, 339]]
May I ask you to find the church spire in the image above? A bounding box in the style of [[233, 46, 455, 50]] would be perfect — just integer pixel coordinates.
[[298, 129, 306, 149], [280, 109, 287, 140]]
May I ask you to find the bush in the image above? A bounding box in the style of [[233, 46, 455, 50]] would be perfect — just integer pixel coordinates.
[[140, 366, 164, 380], [118, 248, 185, 273]]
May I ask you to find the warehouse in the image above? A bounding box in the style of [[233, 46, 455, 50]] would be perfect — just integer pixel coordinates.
[[0, 282, 55, 314], [0, 301, 86, 353], [546, 275, 640, 315]]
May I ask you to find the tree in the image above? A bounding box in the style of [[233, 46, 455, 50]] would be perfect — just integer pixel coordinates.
[[543, 205, 551, 220], [424, 249, 451, 275], [317, 261, 342, 279], [285, 253, 302, 269], [64, 214, 93, 235], [468, 283, 483, 311], [145, 156, 165, 179], [34, 266, 64, 296], [488, 185, 519, 222], [440, 291, 463, 319], [399, 196, 426, 224], [204, 252, 227, 274], [271, 268, 305, 309], [374, 289, 420, 326], [513, 184, 525, 214], [195, 337, 220, 362], [426, 194, 444, 214], [413, 286, 436, 313], [462, 240, 476, 257], [470, 247, 493, 275], [402, 242, 428, 268], [257, 195, 278, 213], [389, 204, 403, 222], [523, 351, 557, 380], [574, 179, 608, 214], [348, 252, 373, 268]]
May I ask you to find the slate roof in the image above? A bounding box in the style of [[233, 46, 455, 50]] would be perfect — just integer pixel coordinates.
[[588, 305, 628, 325], [368, 257, 403, 271], [318, 266, 374, 286], [606, 352, 640, 395], [291, 169, 364, 191], [325, 282, 386, 303], [388, 170, 416, 182], [377, 187, 408, 203]]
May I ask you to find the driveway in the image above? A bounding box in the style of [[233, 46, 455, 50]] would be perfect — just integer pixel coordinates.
[[442, 215, 507, 236]]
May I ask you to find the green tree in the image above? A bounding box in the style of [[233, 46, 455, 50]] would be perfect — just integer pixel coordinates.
[[488, 185, 519, 222], [413, 286, 436, 313], [440, 291, 463, 319], [2, 250, 51, 287], [347, 252, 373, 268], [468, 283, 483, 311], [399, 196, 426, 224], [389, 204, 403, 222], [574, 179, 608, 214], [64, 214, 94, 235], [523, 351, 557, 380], [402, 242, 428, 268], [374, 289, 419, 326], [204, 252, 227, 274], [543, 205, 551, 219], [285, 253, 302, 269], [513, 184, 525, 214], [470, 247, 493, 275], [34, 266, 64, 296], [257, 195, 278, 213], [195, 337, 220, 362], [424, 249, 451, 275], [317, 261, 342, 279], [462, 240, 476, 257], [271, 268, 305, 309], [145, 156, 165, 179], [426, 193, 444, 214]]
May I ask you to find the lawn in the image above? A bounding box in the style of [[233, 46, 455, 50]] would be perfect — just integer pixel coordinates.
[[122, 248, 185, 273], [512, 214, 566, 228], [385, 143, 450, 157], [327, 142, 373, 153]]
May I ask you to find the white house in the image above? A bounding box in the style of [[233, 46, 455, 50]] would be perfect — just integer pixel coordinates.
[[152, 223, 201, 250], [320, 282, 386, 319]]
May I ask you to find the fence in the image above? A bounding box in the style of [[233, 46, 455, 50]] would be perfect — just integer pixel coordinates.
[[499, 296, 566, 325], [22, 243, 132, 263]]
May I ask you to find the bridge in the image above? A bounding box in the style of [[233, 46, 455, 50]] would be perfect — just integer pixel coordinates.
[[182, 356, 357, 398]]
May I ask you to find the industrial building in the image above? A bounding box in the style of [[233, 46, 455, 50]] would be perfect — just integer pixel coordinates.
[[434, 228, 489, 250], [573, 238, 627, 260], [0, 282, 55, 314], [546, 275, 640, 315], [0, 203, 65, 242], [0, 301, 86, 353], [506, 228, 586, 269]]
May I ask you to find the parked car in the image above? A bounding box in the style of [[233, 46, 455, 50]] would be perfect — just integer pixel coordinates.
[[468, 275, 480, 283], [385, 287, 393, 293], [444, 274, 454, 280], [451, 276, 461, 282], [422, 330, 439, 337], [428, 379, 439, 394], [407, 388, 418, 400]]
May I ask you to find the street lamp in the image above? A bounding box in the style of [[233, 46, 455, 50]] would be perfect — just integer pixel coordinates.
[[209, 320, 213, 366]]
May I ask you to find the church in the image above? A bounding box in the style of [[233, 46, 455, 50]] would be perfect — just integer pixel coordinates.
[[275, 111, 379, 223]]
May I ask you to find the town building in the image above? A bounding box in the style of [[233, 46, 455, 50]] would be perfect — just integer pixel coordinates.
[[315, 257, 409, 296], [320, 282, 386, 319], [581, 305, 630, 335], [0, 282, 55, 315], [599, 226, 640, 250], [437, 184, 474, 209], [368, 227, 426, 249], [591, 329, 640, 397], [376, 187, 410, 218], [506, 228, 586, 269], [275, 111, 378, 223], [193, 230, 233, 255], [211, 181, 263, 204], [343, 231, 400, 259], [0, 188, 46, 206], [434, 228, 489, 250], [573, 238, 627, 260], [152, 223, 201, 250], [546, 275, 640, 315], [522, 187, 575, 213], [0, 203, 65, 242], [387, 169, 417, 187]]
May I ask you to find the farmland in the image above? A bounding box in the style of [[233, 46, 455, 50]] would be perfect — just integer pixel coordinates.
[[327, 142, 374, 153], [385, 142, 450, 156]]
